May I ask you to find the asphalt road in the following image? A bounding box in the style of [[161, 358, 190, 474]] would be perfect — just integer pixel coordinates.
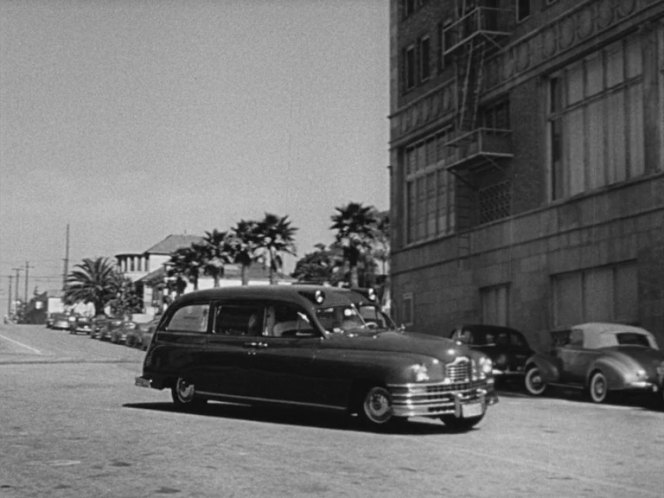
[[1, 322, 663, 497]]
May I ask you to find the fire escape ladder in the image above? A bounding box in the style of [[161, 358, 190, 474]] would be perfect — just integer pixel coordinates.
[[457, 37, 486, 133]]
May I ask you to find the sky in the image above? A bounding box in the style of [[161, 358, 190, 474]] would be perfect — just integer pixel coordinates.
[[0, 0, 390, 300]]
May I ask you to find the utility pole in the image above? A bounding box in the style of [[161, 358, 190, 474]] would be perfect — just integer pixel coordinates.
[[62, 223, 70, 290], [12, 268, 22, 314], [24, 261, 34, 305], [7, 275, 12, 317]]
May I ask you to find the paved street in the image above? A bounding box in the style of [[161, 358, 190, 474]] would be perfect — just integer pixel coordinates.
[[1, 322, 663, 497]]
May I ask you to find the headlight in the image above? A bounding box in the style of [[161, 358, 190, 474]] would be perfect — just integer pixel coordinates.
[[635, 368, 646, 379], [657, 363, 664, 377], [410, 364, 430, 382], [479, 356, 493, 376]]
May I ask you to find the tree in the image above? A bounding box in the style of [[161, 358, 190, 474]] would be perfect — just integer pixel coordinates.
[[255, 213, 298, 284], [198, 230, 234, 287], [167, 245, 203, 293], [292, 243, 344, 285], [231, 219, 261, 285], [330, 202, 378, 287], [64, 257, 121, 316], [108, 277, 143, 317]]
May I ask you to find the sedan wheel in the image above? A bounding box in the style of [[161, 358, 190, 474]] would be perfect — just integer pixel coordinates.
[[589, 371, 608, 403], [360, 386, 393, 427], [524, 367, 547, 396], [171, 377, 205, 409]]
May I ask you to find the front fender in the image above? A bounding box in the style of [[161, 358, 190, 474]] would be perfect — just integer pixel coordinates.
[[525, 353, 560, 383]]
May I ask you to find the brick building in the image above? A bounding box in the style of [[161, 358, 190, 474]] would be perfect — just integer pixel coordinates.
[[389, 0, 664, 348]]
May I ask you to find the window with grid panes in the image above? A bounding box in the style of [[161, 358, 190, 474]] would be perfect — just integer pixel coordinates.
[[548, 34, 651, 200], [404, 127, 456, 244]]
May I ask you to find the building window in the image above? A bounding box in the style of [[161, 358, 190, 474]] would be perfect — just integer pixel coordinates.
[[404, 126, 456, 244], [516, 0, 530, 21], [478, 180, 511, 224], [548, 35, 647, 200], [402, 293, 414, 326], [420, 35, 431, 81], [481, 284, 509, 326], [402, 0, 415, 19], [552, 262, 637, 328], [404, 45, 416, 91]]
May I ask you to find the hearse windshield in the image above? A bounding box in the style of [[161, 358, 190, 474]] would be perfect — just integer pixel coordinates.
[[316, 304, 396, 334]]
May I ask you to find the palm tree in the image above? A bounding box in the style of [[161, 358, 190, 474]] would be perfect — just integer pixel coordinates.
[[255, 213, 298, 284], [330, 202, 378, 288], [198, 230, 234, 287], [231, 219, 261, 285], [64, 257, 121, 316], [167, 245, 202, 292]]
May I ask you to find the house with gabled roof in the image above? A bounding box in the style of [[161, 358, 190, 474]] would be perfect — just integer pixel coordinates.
[[116, 234, 295, 317]]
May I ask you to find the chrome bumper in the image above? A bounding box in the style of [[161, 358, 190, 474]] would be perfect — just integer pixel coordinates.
[[388, 381, 498, 418], [135, 376, 151, 388]]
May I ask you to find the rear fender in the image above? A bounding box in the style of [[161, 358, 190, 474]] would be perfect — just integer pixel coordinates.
[[587, 358, 625, 390], [525, 354, 560, 383]]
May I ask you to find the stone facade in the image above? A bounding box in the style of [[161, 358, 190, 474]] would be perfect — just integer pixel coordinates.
[[389, 0, 664, 347]]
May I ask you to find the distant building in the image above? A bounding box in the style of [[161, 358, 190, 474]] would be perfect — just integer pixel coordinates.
[[117, 234, 294, 316], [389, 0, 664, 347]]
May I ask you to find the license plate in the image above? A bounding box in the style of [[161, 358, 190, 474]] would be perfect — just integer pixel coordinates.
[[461, 402, 483, 418], [135, 376, 151, 388]]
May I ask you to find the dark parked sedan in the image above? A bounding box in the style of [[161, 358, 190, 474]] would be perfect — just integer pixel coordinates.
[[136, 285, 498, 430], [70, 315, 93, 335], [524, 322, 664, 404], [449, 324, 534, 382], [50, 313, 72, 331]]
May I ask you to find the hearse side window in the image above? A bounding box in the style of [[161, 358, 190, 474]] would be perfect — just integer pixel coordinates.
[[214, 303, 265, 336], [164, 304, 210, 333], [265, 304, 315, 338]]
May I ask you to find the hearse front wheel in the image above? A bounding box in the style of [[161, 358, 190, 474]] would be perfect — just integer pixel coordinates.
[[171, 377, 206, 409], [359, 386, 394, 428]]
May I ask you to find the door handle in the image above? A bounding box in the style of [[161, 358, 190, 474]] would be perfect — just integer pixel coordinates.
[[243, 341, 268, 349]]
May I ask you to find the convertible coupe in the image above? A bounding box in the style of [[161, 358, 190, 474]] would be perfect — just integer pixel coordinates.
[[524, 322, 664, 404]]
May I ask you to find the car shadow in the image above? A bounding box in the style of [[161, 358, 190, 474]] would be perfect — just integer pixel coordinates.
[[498, 385, 663, 411], [123, 401, 479, 435]]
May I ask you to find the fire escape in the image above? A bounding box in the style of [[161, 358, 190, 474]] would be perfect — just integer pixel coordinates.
[[442, 4, 513, 257]]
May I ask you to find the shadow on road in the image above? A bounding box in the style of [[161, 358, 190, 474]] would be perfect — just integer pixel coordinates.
[[123, 401, 484, 435], [497, 384, 663, 412]]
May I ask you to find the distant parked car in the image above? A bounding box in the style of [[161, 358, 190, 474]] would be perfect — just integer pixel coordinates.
[[91, 315, 109, 339], [70, 315, 93, 335], [45, 313, 55, 328], [126, 319, 159, 349], [110, 319, 135, 344], [449, 324, 534, 382], [50, 313, 72, 331], [96, 317, 123, 341], [524, 322, 664, 404]]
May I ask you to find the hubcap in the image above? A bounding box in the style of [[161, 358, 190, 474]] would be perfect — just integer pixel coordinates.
[[176, 379, 195, 403], [364, 388, 392, 423], [592, 376, 606, 399], [527, 369, 544, 393]]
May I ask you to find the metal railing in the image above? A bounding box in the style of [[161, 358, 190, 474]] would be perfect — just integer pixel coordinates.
[[443, 7, 513, 55]]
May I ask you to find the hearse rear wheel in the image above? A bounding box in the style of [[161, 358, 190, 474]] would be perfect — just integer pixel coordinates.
[[359, 386, 394, 428], [171, 377, 206, 410]]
